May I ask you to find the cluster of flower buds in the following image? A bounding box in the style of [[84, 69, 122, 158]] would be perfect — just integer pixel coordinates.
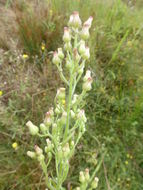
[[27, 145, 45, 162], [78, 169, 99, 189], [82, 70, 93, 91], [79, 168, 90, 183], [56, 87, 66, 101]]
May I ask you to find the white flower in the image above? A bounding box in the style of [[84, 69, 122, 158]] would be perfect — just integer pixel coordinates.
[[63, 27, 71, 42], [82, 77, 93, 92]]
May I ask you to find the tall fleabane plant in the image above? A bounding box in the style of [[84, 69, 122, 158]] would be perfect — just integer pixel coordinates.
[[26, 12, 99, 190]]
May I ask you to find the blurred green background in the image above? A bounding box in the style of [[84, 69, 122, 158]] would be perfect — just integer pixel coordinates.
[[0, 0, 143, 189]]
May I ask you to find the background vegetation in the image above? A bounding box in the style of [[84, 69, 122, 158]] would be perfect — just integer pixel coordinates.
[[0, 0, 143, 189]]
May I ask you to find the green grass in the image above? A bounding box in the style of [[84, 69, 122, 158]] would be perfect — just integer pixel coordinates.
[[0, 0, 143, 189]]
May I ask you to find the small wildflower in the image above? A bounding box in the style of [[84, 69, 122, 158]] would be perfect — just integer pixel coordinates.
[[12, 142, 18, 150], [0, 90, 3, 96], [22, 54, 28, 59], [41, 44, 45, 51], [126, 153, 130, 158]]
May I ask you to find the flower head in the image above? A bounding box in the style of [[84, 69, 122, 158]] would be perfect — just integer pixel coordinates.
[[63, 27, 71, 43], [22, 54, 28, 59], [71, 11, 82, 28], [80, 24, 90, 40], [26, 121, 39, 135], [0, 90, 3, 96], [12, 142, 18, 150], [52, 51, 61, 65]]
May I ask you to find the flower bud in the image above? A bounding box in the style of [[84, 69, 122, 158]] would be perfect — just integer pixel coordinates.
[[76, 187, 80, 190], [55, 104, 61, 114], [83, 70, 91, 82], [91, 177, 99, 189], [60, 111, 67, 125], [27, 151, 36, 159], [52, 123, 57, 135], [26, 121, 39, 136], [52, 51, 61, 65], [34, 145, 43, 155], [72, 94, 79, 104], [83, 16, 93, 29], [48, 152, 52, 159], [79, 40, 86, 55], [56, 88, 66, 100], [82, 46, 90, 60], [68, 14, 74, 27], [70, 140, 74, 148], [79, 171, 85, 183], [80, 24, 90, 40], [85, 168, 90, 181], [82, 77, 93, 92], [77, 109, 87, 123], [44, 112, 52, 126], [70, 110, 75, 118], [64, 42, 72, 51], [58, 48, 64, 59], [73, 48, 81, 63], [63, 27, 71, 43], [40, 123, 47, 134], [38, 154, 45, 162], [78, 64, 84, 75], [66, 60, 72, 69], [72, 11, 82, 28], [63, 143, 70, 157], [57, 146, 63, 159]]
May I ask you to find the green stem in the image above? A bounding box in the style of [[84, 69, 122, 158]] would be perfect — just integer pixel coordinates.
[[64, 72, 73, 140]]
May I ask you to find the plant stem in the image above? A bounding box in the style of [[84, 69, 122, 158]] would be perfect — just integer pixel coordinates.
[[64, 71, 73, 140]]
